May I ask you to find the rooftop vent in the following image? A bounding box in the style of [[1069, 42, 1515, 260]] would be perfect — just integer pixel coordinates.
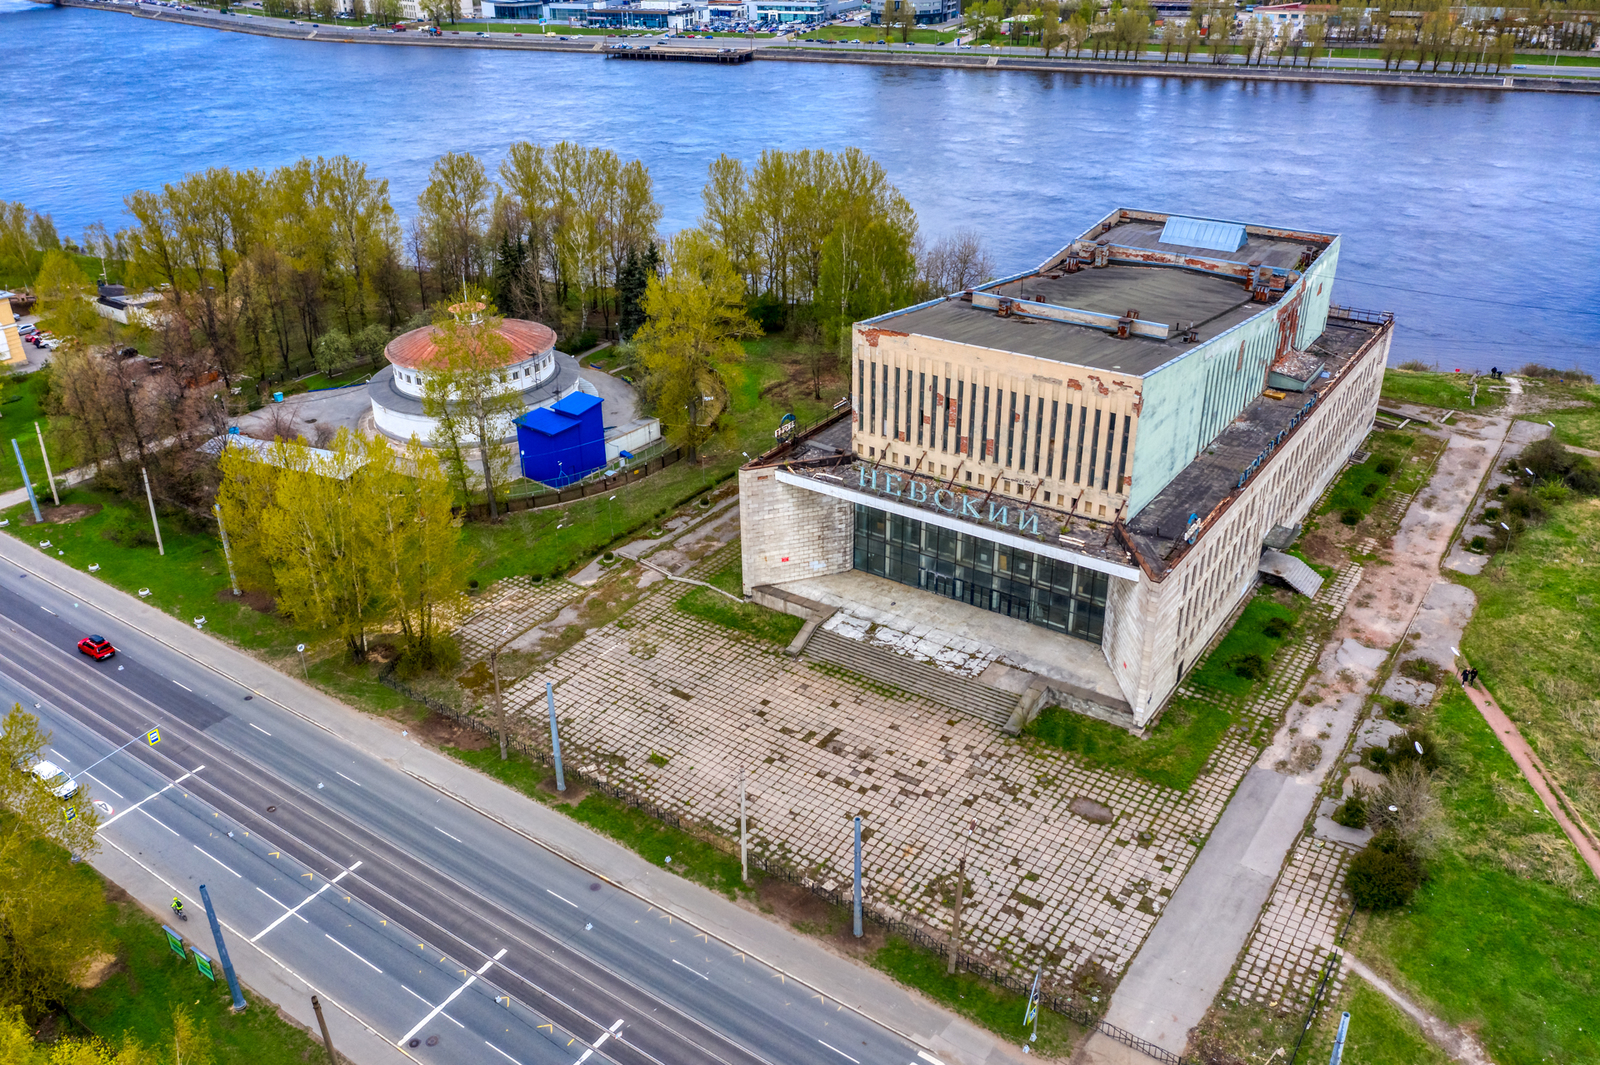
[[1157, 216, 1248, 253]]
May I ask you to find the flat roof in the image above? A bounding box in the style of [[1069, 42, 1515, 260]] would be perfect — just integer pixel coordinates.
[[1084, 218, 1322, 271], [884, 268, 1262, 377]]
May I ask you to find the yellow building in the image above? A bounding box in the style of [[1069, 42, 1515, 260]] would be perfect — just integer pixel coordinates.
[[0, 292, 28, 366]]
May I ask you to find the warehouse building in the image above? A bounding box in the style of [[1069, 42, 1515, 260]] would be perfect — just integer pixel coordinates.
[[739, 208, 1392, 730]]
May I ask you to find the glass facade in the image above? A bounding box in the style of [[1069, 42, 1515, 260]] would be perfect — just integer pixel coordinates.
[[852, 505, 1108, 642]]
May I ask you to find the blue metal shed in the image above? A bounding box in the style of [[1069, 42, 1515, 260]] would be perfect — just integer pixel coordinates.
[[515, 392, 606, 487]]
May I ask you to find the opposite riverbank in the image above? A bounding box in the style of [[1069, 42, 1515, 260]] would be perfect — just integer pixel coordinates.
[[48, 0, 1600, 95]]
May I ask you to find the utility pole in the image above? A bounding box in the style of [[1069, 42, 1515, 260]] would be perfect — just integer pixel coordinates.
[[213, 504, 240, 595], [546, 682, 565, 791], [34, 422, 58, 506], [491, 649, 507, 761], [948, 817, 974, 974], [198, 884, 247, 1012], [1328, 1011, 1351, 1064], [852, 815, 864, 938], [11, 439, 40, 523], [141, 466, 164, 555], [739, 767, 749, 883], [311, 995, 338, 1065]]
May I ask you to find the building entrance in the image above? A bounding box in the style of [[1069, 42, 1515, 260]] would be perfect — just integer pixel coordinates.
[[852, 505, 1108, 641]]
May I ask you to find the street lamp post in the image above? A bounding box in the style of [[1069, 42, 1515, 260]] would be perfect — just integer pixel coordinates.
[[852, 815, 864, 938], [34, 422, 59, 506], [296, 643, 308, 677], [213, 504, 241, 596], [198, 884, 247, 1012], [546, 681, 566, 791], [739, 766, 749, 882]]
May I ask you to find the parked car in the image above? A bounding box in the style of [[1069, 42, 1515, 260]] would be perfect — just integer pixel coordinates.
[[17, 324, 35, 337], [78, 634, 117, 660], [32, 760, 79, 800]]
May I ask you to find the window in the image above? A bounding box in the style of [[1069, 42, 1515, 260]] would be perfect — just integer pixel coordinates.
[[1006, 390, 1017, 468], [892, 366, 901, 440], [1101, 414, 1117, 490], [852, 504, 1108, 641], [1087, 409, 1102, 486], [980, 386, 991, 462], [869, 362, 877, 432], [1046, 400, 1058, 479]]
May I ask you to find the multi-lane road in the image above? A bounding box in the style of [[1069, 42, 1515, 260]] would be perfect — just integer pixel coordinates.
[[0, 552, 956, 1065]]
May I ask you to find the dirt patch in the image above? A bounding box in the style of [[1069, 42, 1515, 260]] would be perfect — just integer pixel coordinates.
[[537, 773, 590, 805], [1069, 797, 1116, 825], [102, 881, 132, 904], [753, 878, 886, 958], [414, 711, 493, 751], [75, 951, 121, 989], [218, 586, 276, 614], [38, 502, 101, 524]]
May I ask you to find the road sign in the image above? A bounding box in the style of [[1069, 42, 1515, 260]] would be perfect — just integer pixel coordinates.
[[162, 924, 187, 960], [774, 412, 797, 440], [1023, 966, 1041, 1026], [63, 806, 76, 822], [191, 946, 216, 982], [146, 727, 161, 746]]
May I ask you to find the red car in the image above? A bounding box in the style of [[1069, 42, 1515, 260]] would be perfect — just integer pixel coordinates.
[[77, 635, 116, 660]]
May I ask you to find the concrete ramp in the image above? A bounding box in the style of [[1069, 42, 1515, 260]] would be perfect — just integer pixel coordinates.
[[1259, 548, 1324, 598]]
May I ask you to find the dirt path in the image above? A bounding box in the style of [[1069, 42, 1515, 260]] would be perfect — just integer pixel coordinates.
[[1340, 952, 1495, 1065], [1456, 681, 1600, 882]]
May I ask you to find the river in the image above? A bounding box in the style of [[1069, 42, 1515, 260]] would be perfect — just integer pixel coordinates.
[[3, 0, 1598, 372]]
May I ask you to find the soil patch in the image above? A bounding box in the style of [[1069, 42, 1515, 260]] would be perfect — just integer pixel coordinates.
[[218, 586, 276, 614], [753, 878, 887, 958], [413, 711, 493, 751], [75, 951, 121, 989], [38, 502, 101, 524], [102, 882, 132, 904], [1069, 797, 1116, 824], [537, 773, 590, 805]]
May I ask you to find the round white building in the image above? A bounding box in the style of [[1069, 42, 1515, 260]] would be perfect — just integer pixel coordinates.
[[368, 316, 561, 444]]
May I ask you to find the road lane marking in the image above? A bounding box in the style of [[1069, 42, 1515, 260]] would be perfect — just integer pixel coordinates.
[[251, 860, 361, 942], [256, 887, 310, 923], [49, 747, 70, 762], [173, 681, 192, 692], [336, 771, 361, 787], [98, 767, 203, 829], [141, 809, 179, 836], [818, 1039, 861, 1063], [574, 1019, 624, 1064], [918, 1053, 948, 1065], [249, 723, 271, 736], [193, 845, 242, 878], [435, 826, 463, 843], [671, 959, 709, 980], [547, 889, 578, 908], [396, 948, 506, 1046], [81, 772, 121, 798], [325, 933, 382, 974], [402, 986, 465, 1028], [484, 1041, 525, 1065]]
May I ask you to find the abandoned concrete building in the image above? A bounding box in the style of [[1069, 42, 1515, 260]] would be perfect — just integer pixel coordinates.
[[739, 208, 1393, 730]]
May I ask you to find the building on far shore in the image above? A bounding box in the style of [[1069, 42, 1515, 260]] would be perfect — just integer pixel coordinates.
[[869, 0, 959, 25], [740, 208, 1392, 731]]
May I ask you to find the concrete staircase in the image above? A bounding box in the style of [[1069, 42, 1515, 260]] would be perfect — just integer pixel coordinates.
[[804, 629, 1021, 728]]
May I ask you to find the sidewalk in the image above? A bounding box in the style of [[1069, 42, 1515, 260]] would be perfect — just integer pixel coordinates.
[[0, 533, 1030, 1065]]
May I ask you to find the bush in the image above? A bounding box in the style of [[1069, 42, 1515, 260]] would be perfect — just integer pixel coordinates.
[[1375, 457, 1397, 476], [1340, 508, 1362, 526], [1262, 616, 1292, 640], [1347, 832, 1423, 910], [1468, 535, 1488, 553], [1333, 796, 1368, 828], [1482, 507, 1500, 522], [1398, 657, 1443, 686], [1366, 728, 1442, 775], [1519, 363, 1593, 384], [1397, 359, 1432, 372], [1521, 437, 1600, 496], [1229, 652, 1270, 681], [1385, 698, 1411, 722]]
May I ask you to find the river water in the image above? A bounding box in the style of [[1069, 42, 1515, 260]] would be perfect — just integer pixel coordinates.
[[3, 0, 1598, 371]]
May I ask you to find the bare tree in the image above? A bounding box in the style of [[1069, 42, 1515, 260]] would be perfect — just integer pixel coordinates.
[[920, 229, 997, 297]]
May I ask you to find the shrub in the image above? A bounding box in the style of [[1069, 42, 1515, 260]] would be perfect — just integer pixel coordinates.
[[1397, 359, 1432, 372], [1340, 508, 1362, 526], [1367, 727, 1442, 775], [1496, 483, 1510, 497], [1519, 363, 1593, 384], [1386, 699, 1411, 722], [1503, 488, 1547, 522], [1482, 507, 1500, 522], [1360, 481, 1380, 497], [1468, 535, 1488, 553], [1346, 832, 1423, 910], [1229, 652, 1270, 681], [1398, 657, 1443, 686], [1332, 796, 1368, 829], [1262, 616, 1292, 640], [1375, 457, 1396, 476]]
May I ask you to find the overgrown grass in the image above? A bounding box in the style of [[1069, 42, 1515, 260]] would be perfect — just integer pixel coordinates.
[[1456, 495, 1600, 830], [17, 831, 327, 1062], [1185, 594, 1303, 698], [1309, 977, 1452, 1065], [798, 25, 960, 43], [1315, 429, 1418, 526], [1349, 689, 1600, 1065], [1380, 369, 1500, 412], [0, 369, 56, 494], [870, 937, 1085, 1056], [445, 744, 750, 898], [675, 586, 804, 645], [1024, 698, 1232, 792]]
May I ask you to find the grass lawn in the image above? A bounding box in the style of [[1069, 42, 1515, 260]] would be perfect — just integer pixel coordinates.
[[1316, 428, 1418, 525], [1524, 383, 1600, 451], [870, 937, 1085, 1056], [1309, 977, 1452, 1065], [1348, 688, 1600, 1065], [7, 829, 327, 1061], [0, 370, 58, 495], [797, 25, 960, 44], [1456, 494, 1600, 831], [297, 364, 376, 391], [675, 586, 804, 645], [1380, 368, 1500, 413], [1184, 593, 1303, 698]]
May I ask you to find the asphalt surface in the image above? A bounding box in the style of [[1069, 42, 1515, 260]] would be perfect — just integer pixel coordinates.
[[0, 567, 936, 1065]]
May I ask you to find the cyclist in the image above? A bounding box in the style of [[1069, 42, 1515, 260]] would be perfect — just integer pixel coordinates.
[[171, 898, 186, 920]]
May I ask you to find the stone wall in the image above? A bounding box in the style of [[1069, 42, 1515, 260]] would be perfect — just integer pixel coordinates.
[[738, 468, 853, 594]]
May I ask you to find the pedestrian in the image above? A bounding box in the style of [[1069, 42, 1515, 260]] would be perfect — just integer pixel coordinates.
[[1470, 667, 1479, 686], [1462, 667, 1470, 686]]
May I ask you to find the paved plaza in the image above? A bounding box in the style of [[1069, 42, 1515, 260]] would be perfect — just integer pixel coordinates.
[[454, 520, 1352, 993], [1225, 836, 1354, 1011]]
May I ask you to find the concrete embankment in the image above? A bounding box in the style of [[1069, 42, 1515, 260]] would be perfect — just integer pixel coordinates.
[[53, 0, 1600, 95]]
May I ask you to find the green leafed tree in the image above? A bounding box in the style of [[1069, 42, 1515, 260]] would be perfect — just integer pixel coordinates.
[[420, 294, 525, 515], [635, 229, 760, 456]]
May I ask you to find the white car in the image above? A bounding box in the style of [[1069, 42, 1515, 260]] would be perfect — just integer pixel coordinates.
[[32, 760, 79, 800]]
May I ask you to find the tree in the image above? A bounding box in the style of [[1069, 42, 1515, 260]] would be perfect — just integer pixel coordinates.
[[1039, 5, 1065, 56], [32, 250, 100, 342], [0, 706, 104, 1020], [417, 151, 491, 291], [0, 203, 60, 287], [419, 0, 454, 27], [420, 295, 524, 516], [1063, 11, 1088, 56], [1178, 12, 1203, 61], [351, 322, 390, 366], [635, 229, 760, 456], [920, 229, 995, 297], [313, 328, 353, 375], [1302, 14, 1326, 66], [883, 0, 917, 44], [616, 242, 660, 341]]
